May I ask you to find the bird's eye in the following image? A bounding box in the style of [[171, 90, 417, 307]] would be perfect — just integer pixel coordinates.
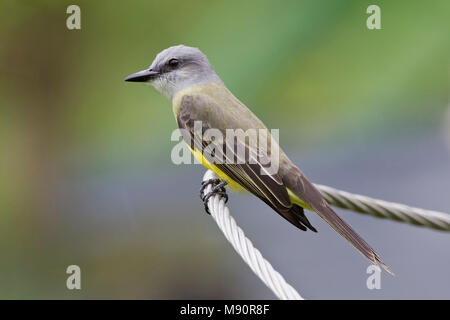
[[168, 58, 179, 68]]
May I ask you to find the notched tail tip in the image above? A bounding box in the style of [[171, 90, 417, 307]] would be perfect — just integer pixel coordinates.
[[380, 263, 395, 276], [373, 254, 394, 276]]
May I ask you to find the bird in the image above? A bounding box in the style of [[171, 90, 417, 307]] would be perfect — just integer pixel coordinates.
[[125, 45, 392, 274]]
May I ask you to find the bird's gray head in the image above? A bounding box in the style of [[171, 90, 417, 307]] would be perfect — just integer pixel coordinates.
[[125, 45, 221, 99]]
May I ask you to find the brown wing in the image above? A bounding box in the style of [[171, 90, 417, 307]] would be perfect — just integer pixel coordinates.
[[177, 94, 316, 231]]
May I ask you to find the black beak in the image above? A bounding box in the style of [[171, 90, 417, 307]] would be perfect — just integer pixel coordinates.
[[124, 69, 159, 82]]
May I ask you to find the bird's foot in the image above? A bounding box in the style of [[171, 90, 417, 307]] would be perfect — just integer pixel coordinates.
[[200, 179, 228, 214]]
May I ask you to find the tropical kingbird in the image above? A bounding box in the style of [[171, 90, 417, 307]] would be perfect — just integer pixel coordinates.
[[125, 45, 392, 273]]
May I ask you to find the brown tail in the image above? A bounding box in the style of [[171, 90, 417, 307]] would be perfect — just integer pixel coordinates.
[[313, 200, 393, 275], [289, 172, 393, 274]]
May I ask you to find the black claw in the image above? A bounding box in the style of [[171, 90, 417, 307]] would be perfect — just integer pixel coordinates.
[[200, 179, 220, 199], [200, 179, 228, 214]]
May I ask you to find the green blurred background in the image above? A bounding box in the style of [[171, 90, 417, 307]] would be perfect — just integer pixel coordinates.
[[0, 0, 449, 299]]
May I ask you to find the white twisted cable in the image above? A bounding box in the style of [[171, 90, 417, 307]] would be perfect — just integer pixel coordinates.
[[315, 184, 450, 231], [202, 170, 450, 300], [202, 170, 303, 300]]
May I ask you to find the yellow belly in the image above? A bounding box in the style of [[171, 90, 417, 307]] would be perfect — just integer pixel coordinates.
[[189, 147, 246, 192], [189, 147, 311, 210]]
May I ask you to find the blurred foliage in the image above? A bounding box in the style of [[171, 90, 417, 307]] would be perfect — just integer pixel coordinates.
[[0, 0, 449, 298]]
